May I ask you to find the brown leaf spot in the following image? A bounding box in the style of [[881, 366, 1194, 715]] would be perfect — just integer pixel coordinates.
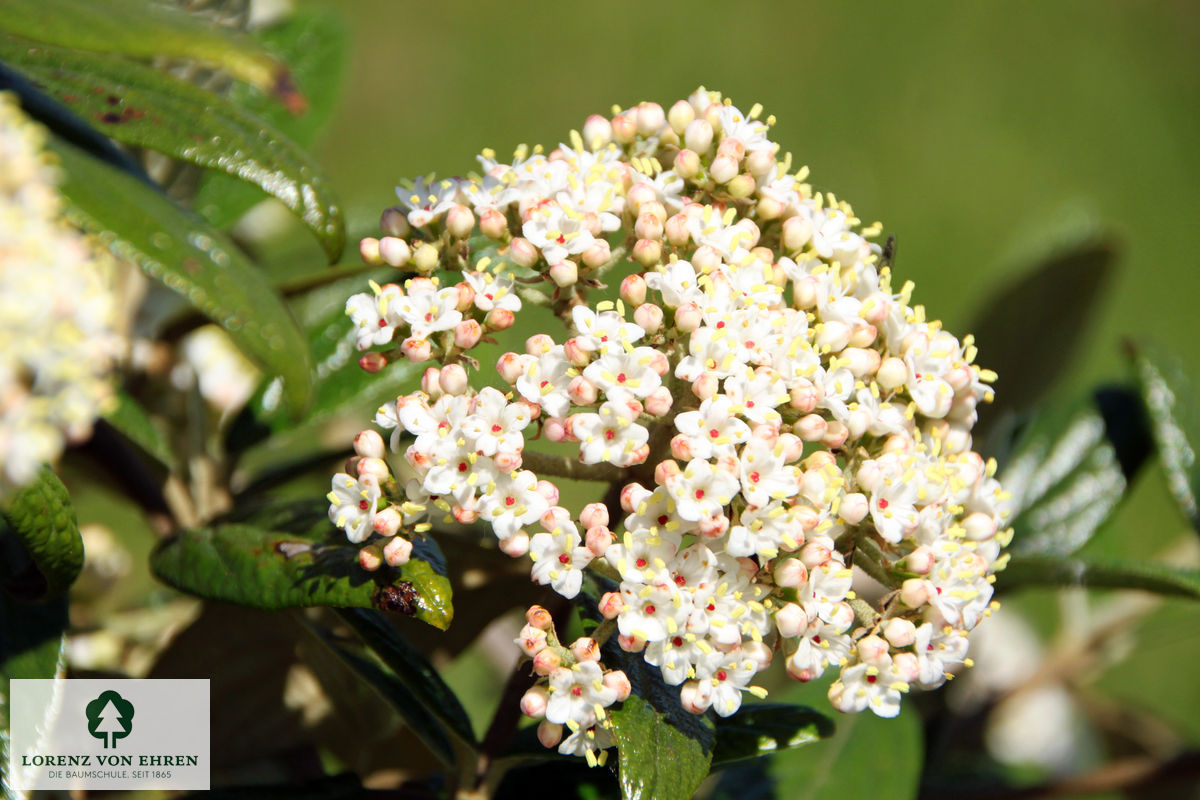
[[374, 581, 420, 615]]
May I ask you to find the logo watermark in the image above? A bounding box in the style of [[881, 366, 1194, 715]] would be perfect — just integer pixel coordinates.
[[8, 679, 209, 791]]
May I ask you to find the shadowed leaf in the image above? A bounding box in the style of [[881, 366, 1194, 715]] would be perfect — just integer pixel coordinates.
[[999, 554, 1200, 600], [1, 468, 82, 600], [1130, 341, 1200, 530], [711, 703, 834, 766]]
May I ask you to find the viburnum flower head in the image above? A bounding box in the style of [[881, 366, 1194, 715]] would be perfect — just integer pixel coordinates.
[[328, 87, 1012, 761]]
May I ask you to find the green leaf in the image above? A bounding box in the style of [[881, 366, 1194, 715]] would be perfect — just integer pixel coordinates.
[[0, 35, 345, 261], [49, 137, 313, 415], [999, 554, 1200, 600], [309, 625, 456, 768], [150, 522, 454, 629], [604, 638, 715, 800], [1001, 393, 1131, 557], [102, 389, 174, 469], [711, 703, 834, 766], [1130, 341, 1200, 530], [195, 9, 349, 231], [970, 232, 1118, 440], [0, 0, 294, 98], [0, 592, 67, 797], [711, 691, 921, 800], [1, 468, 82, 599], [337, 608, 477, 748]]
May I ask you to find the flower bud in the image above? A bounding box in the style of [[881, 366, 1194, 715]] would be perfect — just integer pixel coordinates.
[[857, 635, 889, 665], [536, 720, 563, 749], [697, 513, 728, 539], [636, 102, 665, 136], [359, 236, 383, 265], [581, 238, 611, 269], [452, 500, 479, 524], [905, 546, 934, 575], [633, 238, 662, 267], [446, 204, 475, 238], [774, 557, 809, 589], [635, 210, 664, 241], [401, 337, 433, 363], [359, 352, 387, 373], [354, 429, 386, 458], [568, 377, 598, 406], [548, 260, 578, 287], [532, 649, 561, 676], [788, 379, 819, 413], [611, 112, 636, 144], [726, 173, 756, 198], [876, 356, 907, 391], [794, 414, 828, 442], [618, 633, 646, 653], [644, 386, 673, 417], [437, 363, 468, 395], [848, 324, 878, 348], [479, 207, 508, 240], [516, 624, 549, 657], [667, 100, 695, 134], [680, 681, 711, 714], [570, 637, 601, 663], [684, 119, 713, 153], [675, 302, 702, 332], [585, 525, 613, 557], [782, 215, 813, 251], [800, 538, 833, 569], [412, 243, 439, 273], [654, 459, 682, 486], [893, 652, 920, 683], [486, 308, 515, 330], [498, 531, 529, 558], [523, 333, 553, 356], [963, 512, 998, 541], [597, 591, 624, 621], [358, 545, 383, 572], [710, 153, 738, 184], [757, 195, 786, 221], [838, 492, 869, 524], [508, 237, 539, 269], [377, 532, 410, 565], [494, 450, 522, 472], [821, 420, 849, 449], [774, 602, 808, 638], [900, 578, 935, 608], [746, 148, 775, 177], [582, 114, 612, 149], [520, 685, 549, 718], [883, 618, 917, 648], [626, 304, 660, 336], [536, 480, 560, 506], [380, 206, 409, 237], [742, 640, 773, 671], [450, 319, 481, 350], [496, 352, 527, 384], [378, 236, 411, 268], [373, 507, 402, 538], [543, 417, 569, 442]]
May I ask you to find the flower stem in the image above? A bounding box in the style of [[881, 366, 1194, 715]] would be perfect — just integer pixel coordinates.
[[519, 448, 627, 483]]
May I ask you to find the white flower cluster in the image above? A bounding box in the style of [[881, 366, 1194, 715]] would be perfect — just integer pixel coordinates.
[[330, 88, 1012, 758], [0, 93, 123, 496]]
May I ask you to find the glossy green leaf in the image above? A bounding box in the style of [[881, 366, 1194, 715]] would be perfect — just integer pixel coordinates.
[[970, 232, 1118, 440], [1001, 394, 1130, 557], [1131, 341, 1200, 530], [150, 522, 453, 629], [310, 626, 456, 768], [999, 554, 1200, 600], [0, 35, 345, 260], [711, 691, 921, 800], [195, 9, 349, 231], [0, 468, 82, 599], [103, 389, 174, 469], [0, 0, 294, 98], [711, 703, 834, 766], [49, 137, 313, 414], [604, 638, 715, 800], [337, 608, 476, 748]]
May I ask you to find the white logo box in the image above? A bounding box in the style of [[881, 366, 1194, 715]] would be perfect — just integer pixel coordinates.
[[8, 679, 209, 791]]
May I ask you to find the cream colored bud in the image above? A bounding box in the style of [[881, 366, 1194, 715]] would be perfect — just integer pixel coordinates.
[[668, 100, 695, 134], [684, 119, 714, 153]]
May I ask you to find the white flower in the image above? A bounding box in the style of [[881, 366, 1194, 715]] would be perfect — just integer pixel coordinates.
[[573, 399, 649, 467], [667, 459, 740, 522], [545, 661, 618, 728], [396, 176, 463, 227], [529, 509, 592, 598], [478, 469, 547, 540], [327, 473, 381, 544], [674, 396, 750, 460], [582, 347, 663, 399]]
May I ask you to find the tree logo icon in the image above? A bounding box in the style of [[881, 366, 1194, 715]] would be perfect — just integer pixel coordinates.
[[85, 690, 134, 749]]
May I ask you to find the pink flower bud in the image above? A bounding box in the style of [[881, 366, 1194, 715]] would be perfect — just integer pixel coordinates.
[[536, 720, 563, 749], [800, 538, 833, 569], [900, 578, 935, 608], [585, 525, 613, 557], [821, 420, 849, 449], [697, 513, 728, 539], [667, 99, 696, 134], [379, 236, 411, 267], [535, 480, 559, 505], [358, 545, 383, 572], [524, 604, 553, 630], [373, 507, 402, 538], [717, 136, 746, 161], [838, 492, 869, 524], [359, 236, 384, 265], [775, 602, 809, 638], [382, 533, 412, 566], [570, 637, 601, 663], [674, 302, 702, 332], [654, 459, 682, 486], [532, 649, 561, 676], [516, 624, 549, 657], [794, 414, 828, 442], [412, 243, 439, 274], [582, 114, 612, 148], [496, 352, 527, 384], [746, 148, 775, 177], [354, 429, 386, 459], [520, 685, 549, 718], [436, 363, 467, 395], [618, 633, 646, 653], [543, 417, 569, 443], [359, 352, 387, 373], [774, 558, 809, 590], [485, 308, 515, 331], [842, 347, 881, 378], [643, 386, 673, 417], [420, 366, 442, 397], [883, 618, 917, 649], [401, 337, 433, 363], [857, 635, 889, 666], [692, 244, 722, 272], [380, 206, 409, 237], [779, 433, 804, 463], [611, 112, 636, 143], [453, 319, 483, 350], [963, 512, 997, 541], [508, 237, 539, 269], [709, 154, 739, 184], [581, 238, 611, 269], [893, 652, 920, 684], [493, 450, 522, 472], [570, 503, 607, 532], [453, 281, 475, 312], [603, 669, 632, 702], [357, 457, 390, 482], [670, 433, 695, 461], [479, 207, 508, 240], [636, 102, 665, 136], [452, 500, 479, 524], [680, 680, 711, 714], [593, 593, 621, 622], [521, 333, 552, 356], [498, 531, 529, 558], [634, 211, 664, 241], [445, 204, 475, 239], [848, 324, 877, 348], [684, 119, 713, 153], [786, 658, 816, 683], [742, 640, 773, 671], [614, 275, 646, 308], [620, 482, 649, 513], [632, 303, 663, 335], [905, 546, 934, 575], [626, 183, 658, 215], [633, 238, 662, 267], [549, 260, 578, 287], [782, 216, 813, 251]]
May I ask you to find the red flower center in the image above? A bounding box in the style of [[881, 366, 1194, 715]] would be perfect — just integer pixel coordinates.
[[359, 500, 369, 510], [505, 496, 516, 507], [878, 498, 889, 509], [716, 670, 728, 682], [866, 674, 877, 684], [559, 554, 571, 564], [645, 604, 656, 614]]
